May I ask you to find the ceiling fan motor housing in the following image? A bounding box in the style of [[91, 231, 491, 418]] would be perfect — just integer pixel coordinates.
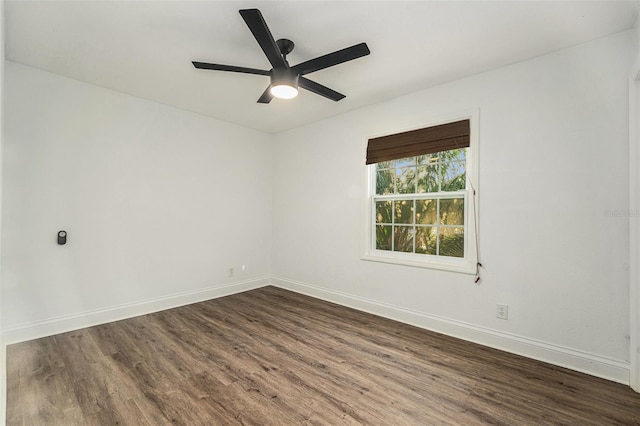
[[271, 67, 299, 88]]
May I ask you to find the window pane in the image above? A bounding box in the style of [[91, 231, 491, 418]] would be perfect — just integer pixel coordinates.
[[417, 164, 439, 193], [439, 148, 466, 162], [376, 200, 392, 224], [453, 149, 467, 162], [415, 226, 437, 255], [439, 199, 464, 225], [440, 160, 466, 191], [396, 167, 416, 194], [376, 225, 392, 251], [396, 157, 416, 168], [416, 199, 437, 224], [439, 227, 464, 258], [376, 160, 395, 171], [394, 200, 414, 224], [393, 226, 414, 253], [417, 154, 438, 165], [376, 169, 394, 195]]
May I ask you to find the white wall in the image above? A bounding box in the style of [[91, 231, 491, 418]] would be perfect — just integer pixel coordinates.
[[1, 62, 273, 339], [0, 1, 5, 423], [272, 31, 633, 382], [630, 16, 640, 391]]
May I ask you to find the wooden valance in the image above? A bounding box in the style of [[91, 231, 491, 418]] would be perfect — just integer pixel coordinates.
[[366, 119, 470, 165]]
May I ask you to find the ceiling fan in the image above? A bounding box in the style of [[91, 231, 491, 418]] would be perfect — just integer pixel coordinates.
[[192, 8, 370, 103]]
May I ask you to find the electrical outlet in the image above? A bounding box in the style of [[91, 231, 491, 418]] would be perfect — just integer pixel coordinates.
[[497, 304, 508, 320], [228, 267, 235, 278]]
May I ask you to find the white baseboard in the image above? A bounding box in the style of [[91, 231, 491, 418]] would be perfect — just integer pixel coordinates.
[[270, 276, 630, 385], [2, 277, 270, 345]]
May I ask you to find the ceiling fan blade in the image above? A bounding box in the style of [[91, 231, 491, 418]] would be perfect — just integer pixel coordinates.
[[299, 77, 345, 102], [257, 86, 274, 104], [192, 62, 270, 76], [239, 9, 286, 69], [292, 43, 370, 75]]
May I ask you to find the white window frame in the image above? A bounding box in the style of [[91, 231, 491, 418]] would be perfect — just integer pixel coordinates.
[[361, 110, 479, 274]]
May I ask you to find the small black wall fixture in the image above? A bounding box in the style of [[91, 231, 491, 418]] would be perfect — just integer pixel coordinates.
[[57, 230, 67, 245]]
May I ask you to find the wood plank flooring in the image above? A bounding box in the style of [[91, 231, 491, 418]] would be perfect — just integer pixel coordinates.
[[6, 286, 640, 425]]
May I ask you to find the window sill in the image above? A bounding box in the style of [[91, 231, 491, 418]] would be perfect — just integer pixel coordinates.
[[361, 251, 476, 275]]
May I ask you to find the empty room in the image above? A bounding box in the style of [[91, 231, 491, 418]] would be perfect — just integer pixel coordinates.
[[1, 1, 640, 424]]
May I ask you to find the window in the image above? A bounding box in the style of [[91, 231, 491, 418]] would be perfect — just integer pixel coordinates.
[[363, 116, 478, 273], [374, 150, 467, 257]]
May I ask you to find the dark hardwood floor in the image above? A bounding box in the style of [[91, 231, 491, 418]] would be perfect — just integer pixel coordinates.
[[6, 286, 640, 425]]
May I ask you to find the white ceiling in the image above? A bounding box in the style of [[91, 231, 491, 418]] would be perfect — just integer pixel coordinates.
[[5, 1, 639, 133]]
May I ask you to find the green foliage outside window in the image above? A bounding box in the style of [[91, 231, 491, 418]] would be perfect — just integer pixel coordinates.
[[374, 149, 466, 258]]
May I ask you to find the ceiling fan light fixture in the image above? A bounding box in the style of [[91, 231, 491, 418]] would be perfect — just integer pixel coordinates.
[[270, 84, 298, 99], [270, 68, 299, 99]]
